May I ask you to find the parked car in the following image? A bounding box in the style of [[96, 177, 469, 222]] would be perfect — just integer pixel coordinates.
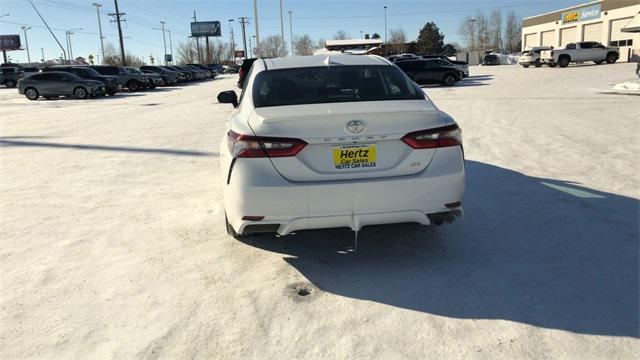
[[483, 54, 500, 65], [424, 58, 466, 79], [188, 63, 217, 77], [90, 65, 149, 91], [421, 55, 469, 77], [207, 63, 225, 74], [183, 65, 210, 79], [237, 58, 257, 88], [224, 64, 240, 74], [396, 59, 460, 86], [519, 46, 554, 68], [18, 71, 104, 100], [540, 41, 619, 68], [125, 67, 161, 88], [164, 66, 192, 81], [42, 66, 118, 95], [1, 67, 23, 88], [139, 66, 180, 85], [217, 54, 464, 237]]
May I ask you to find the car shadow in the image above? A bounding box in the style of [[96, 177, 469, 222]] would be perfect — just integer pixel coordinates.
[[237, 160, 639, 338]]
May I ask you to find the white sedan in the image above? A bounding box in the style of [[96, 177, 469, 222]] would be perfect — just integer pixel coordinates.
[[217, 54, 465, 237]]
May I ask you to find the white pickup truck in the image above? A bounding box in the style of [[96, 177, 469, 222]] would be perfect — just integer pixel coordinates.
[[540, 41, 619, 68]]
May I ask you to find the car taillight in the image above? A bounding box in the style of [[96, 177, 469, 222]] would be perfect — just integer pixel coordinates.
[[402, 124, 462, 149], [227, 130, 307, 158]]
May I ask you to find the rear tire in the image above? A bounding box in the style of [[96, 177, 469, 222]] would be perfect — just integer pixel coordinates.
[[558, 57, 570, 68], [522, 64, 530, 68], [225, 214, 244, 238], [534, 59, 542, 68], [25, 87, 39, 100], [73, 86, 88, 99], [4, 79, 17, 88], [127, 81, 141, 92], [148, 82, 156, 89], [442, 74, 456, 87], [605, 52, 618, 64]]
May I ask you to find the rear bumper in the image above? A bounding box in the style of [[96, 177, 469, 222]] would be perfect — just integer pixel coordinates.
[[223, 146, 465, 235]]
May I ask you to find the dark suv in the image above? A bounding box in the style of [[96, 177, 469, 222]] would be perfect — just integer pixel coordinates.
[[43, 66, 119, 95], [140, 66, 181, 84], [396, 59, 459, 86], [1, 67, 24, 88], [90, 65, 149, 92]]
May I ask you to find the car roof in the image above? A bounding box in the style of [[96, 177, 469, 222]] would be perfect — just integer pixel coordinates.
[[261, 54, 390, 70]]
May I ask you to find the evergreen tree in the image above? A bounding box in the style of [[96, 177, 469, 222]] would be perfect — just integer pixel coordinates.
[[416, 22, 445, 55]]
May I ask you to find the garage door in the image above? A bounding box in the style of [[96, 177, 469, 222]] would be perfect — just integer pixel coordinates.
[[541, 31, 555, 46], [524, 33, 538, 49], [582, 22, 602, 42], [610, 17, 634, 41], [560, 27, 577, 47]]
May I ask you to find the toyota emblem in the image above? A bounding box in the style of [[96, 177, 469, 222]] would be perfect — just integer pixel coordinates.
[[346, 120, 366, 134]]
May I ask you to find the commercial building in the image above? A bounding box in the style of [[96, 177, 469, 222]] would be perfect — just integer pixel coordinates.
[[522, 0, 640, 61]]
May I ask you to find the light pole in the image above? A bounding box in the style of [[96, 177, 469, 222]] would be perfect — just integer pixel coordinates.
[[248, 36, 252, 58], [253, 0, 260, 48], [40, 48, 44, 62], [92, 3, 105, 61], [167, 30, 173, 64], [65, 28, 82, 63], [21, 26, 31, 64], [228, 19, 235, 62], [279, 0, 285, 47], [384, 6, 387, 45], [288, 10, 293, 56], [153, 21, 168, 65]]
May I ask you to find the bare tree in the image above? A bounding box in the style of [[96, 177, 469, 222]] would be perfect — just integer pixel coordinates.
[[333, 30, 349, 40], [177, 40, 197, 64], [102, 42, 143, 66], [316, 38, 326, 50], [294, 34, 314, 56], [490, 10, 503, 52], [475, 11, 490, 52], [259, 35, 288, 58], [388, 28, 407, 54], [504, 11, 522, 53], [458, 16, 478, 51]]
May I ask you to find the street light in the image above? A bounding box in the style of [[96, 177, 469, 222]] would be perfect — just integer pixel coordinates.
[[21, 26, 31, 64], [65, 28, 82, 63], [228, 19, 235, 62], [92, 3, 105, 62], [384, 6, 388, 45], [288, 10, 293, 56], [152, 22, 168, 65]]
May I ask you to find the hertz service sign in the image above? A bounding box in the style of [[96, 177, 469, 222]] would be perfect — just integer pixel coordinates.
[[561, 4, 601, 24]]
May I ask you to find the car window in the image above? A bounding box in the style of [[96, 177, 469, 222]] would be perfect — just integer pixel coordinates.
[[253, 65, 422, 108], [566, 43, 576, 49], [580, 42, 593, 49]]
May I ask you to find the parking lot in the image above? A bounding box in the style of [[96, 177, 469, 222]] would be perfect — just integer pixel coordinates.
[[1, 64, 639, 359]]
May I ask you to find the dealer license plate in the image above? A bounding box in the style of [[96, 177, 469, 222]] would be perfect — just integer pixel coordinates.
[[332, 144, 377, 170]]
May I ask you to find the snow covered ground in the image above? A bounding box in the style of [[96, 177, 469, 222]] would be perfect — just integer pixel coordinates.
[[1, 64, 639, 359]]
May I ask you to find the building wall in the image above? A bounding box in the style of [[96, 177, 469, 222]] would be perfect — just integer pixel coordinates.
[[521, 1, 640, 62]]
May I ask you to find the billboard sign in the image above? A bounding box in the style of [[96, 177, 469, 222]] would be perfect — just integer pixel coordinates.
[[164, 54, 172, 62], [561, 4, 601, 24], [190, 21, 221, 37], [234, 50, 245, 58], [0, 35, 21, 51]]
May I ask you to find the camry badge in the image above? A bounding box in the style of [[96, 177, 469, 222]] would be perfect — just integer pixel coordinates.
[[346, 120, 366, 134]]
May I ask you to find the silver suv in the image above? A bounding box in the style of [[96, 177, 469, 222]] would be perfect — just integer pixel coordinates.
[[18, 71, 105, 100]]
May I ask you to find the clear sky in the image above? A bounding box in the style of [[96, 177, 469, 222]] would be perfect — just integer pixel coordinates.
[[1, 0, 590, 63]]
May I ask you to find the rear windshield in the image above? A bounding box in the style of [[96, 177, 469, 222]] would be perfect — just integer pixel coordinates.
[[252, 65, 422, 108]]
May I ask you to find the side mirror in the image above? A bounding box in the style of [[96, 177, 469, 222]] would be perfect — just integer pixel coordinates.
[[217, 90, 238, 107]]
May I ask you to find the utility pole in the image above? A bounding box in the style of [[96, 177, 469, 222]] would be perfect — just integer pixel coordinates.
[[92, 3, 105, 61], [228, 19, 235, 62], [40, 47, 44, 62], [238, 17, 249, 59], [248, 36, 252, 58], [288, 11, 293, 56], [158, 21, 167, 65], [167, 30, 173, 64], [253, 0, 259, 49], [21, 26, 31, 63], [193, 11, 201, 63], [109, 0, 126, 66], [279, 0, 284, 47], [384, 6, 388, 45]]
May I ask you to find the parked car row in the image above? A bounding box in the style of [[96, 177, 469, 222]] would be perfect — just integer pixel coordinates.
[[519, 42, 619, 68], [11, 63, 220, 100]]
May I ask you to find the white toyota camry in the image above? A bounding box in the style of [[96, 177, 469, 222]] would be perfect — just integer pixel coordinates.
[[217, 54, 464, 237]]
